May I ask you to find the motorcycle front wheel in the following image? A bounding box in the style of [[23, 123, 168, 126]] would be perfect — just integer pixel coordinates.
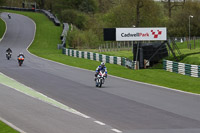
[[99, 79, 102, 88]]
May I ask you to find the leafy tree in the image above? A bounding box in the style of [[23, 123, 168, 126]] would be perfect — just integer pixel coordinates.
[[36, 0, 45, 9], [97, 0, 116, 13], [0, 0, 6, 5], [139, 0, 163, 27], [103, 3, 136, 27], [78, 0, 98, 13], [167, 1, 200, 37], [68, 29, 100, 49], [162, 0, 185, 18], [103, 0, 162, 28], [61, 9, 89, 29]]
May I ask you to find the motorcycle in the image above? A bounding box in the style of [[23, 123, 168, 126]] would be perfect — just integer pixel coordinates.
[[95, 70, 106, 88], [8, 14, 11, 19], [6, 52, 12, 60], [18, 56, 24, 66]]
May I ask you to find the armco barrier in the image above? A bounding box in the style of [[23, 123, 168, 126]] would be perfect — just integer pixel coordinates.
[[40, 9, 60, 26], [60, 23, 69, 40], [58, 23, 69, 49], [163, 60, 200, 78], [62, 48, 135, 69]]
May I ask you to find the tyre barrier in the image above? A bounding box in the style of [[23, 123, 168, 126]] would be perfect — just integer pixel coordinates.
[[62, 48, 135, 69], [163, 60, 200, 78]]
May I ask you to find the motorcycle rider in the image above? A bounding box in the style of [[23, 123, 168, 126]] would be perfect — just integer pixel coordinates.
[[95, 62, 107, 80], [6, 48, 12, 54], [8, 13, 11, 19], [6, 48, 12, 59], [17, 52, 25, 65], [18, 52, 25, 58]]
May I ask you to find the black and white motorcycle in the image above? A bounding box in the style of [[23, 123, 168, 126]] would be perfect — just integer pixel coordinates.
[[6, 52, 12, 60], [95, 70, 106, 88]]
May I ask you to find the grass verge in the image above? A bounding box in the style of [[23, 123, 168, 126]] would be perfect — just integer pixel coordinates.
[[0, 121, 19, 133], [0, 17, 6, 39], [2, 10, 200, 94]]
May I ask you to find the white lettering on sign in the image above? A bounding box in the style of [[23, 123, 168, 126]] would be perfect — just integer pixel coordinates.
[[116, 28, 167, 41]]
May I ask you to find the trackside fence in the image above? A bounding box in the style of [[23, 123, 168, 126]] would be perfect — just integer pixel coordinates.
[[163, 60, 200, 78], [62, 48, 136, 69]]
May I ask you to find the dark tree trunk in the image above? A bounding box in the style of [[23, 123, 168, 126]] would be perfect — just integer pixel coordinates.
[[168, 0, 171, 18], [168, 0, 185, 18], [136, 0, 143, 27]]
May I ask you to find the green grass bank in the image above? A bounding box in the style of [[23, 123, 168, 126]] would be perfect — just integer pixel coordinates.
[[2, 10, 200, 94], [0, 121, 19, 133], [0, 17, 6, 39]]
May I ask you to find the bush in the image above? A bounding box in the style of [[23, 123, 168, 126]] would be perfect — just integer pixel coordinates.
[[61, 9, 89, 29], [67, 29, 100, 49]]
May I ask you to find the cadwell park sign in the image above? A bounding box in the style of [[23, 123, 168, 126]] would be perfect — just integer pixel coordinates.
[[116, 28, 167, 41], [104, 27, 167, 41]]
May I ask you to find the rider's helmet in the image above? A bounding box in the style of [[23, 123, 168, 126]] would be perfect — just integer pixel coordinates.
[[100, 62, 105, 68]]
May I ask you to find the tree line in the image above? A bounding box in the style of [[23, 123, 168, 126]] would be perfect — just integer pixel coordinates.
[[1, 0, 200, 49]]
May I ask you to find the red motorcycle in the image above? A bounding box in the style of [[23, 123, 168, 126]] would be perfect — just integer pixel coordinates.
[[18, 56, 24, 66]]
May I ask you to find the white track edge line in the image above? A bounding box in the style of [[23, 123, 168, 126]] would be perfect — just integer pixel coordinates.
[[111, 129, 122, 133], [94, 121, 106, 126], [0, 116, 26, 133]]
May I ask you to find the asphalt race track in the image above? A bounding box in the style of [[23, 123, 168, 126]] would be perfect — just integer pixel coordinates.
[[1, 12, 200, 133]]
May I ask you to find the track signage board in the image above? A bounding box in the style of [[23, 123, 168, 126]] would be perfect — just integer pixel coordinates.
[[116, 28, 167, 41]]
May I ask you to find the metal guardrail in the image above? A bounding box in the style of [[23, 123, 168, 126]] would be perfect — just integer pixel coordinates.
[[61, 23, 69, 40], [58, 23, 69, 49], [40, 9, 60, 26]]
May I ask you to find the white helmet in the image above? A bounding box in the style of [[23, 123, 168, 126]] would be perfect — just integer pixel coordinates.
[[101, 62, 105, 67]]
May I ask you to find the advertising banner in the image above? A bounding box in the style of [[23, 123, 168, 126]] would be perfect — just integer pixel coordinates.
[[116, 28, 167, 41]]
